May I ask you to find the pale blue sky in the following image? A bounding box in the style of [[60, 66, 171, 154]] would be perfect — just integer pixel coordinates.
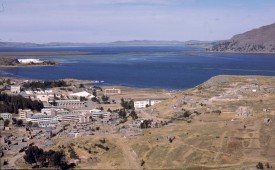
[[0, 0, 275, 43]]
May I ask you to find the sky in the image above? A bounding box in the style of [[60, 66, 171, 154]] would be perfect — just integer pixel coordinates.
[[0, 0, 275, 43]]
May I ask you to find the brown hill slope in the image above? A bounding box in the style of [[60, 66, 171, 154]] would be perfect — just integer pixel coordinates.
[[210, 23, 275, 53]]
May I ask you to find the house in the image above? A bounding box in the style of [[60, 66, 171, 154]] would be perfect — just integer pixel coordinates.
[[18, 109, 33, 120], [0, 113, 13, 120], [10, 85, 21, 93]]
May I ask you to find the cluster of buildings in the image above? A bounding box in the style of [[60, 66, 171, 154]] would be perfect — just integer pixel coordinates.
[[17, 108, 118, 128]]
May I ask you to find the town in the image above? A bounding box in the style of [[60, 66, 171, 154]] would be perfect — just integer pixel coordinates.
[[1, 75, 275, 169], [0, 77, 174, 169]]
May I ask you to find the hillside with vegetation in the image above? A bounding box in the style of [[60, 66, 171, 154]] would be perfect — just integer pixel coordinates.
[[210, 23, 275, 53]]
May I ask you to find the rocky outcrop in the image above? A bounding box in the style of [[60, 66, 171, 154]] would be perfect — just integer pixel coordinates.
[[210, 23, 275, 53]]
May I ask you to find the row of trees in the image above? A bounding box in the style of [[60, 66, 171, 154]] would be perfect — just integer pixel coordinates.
[[24, 146, 72, 169], [0, 93, 44, 113], [22, 80, 68, 90]]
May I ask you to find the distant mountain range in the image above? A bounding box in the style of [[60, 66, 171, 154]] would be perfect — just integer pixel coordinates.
[[210, 23, 275, 53], [0, 40, 213, 47]]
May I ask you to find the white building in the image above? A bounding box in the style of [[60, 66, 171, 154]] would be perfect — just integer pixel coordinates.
[[134, 99, 165, 109], [18, 109, 33, 120], [90, 111, 111, 120], [69, 91, 94, 99], [0, 113, 13, 120], [10, 85, 21, 93], [38, 121, 60, 128], [26, 114, 55, 123], [18, 59, 44, 64], [104, 88, 121, 95], [55, 113, 82, 122], [36, 94, 53, 103], [55, 100, 85, 109], [41, 108, 55, 116], [25, 89, 53, 95]]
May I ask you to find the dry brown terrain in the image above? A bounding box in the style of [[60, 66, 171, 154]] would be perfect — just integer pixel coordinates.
[[36, 75, 275, 169]]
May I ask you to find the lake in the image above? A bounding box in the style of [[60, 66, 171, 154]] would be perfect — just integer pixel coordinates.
[[1, 46, 275, 89]]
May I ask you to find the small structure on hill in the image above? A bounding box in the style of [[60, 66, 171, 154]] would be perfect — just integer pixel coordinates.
[[235, 106, 253, 118], [263, 118, 272, 126]]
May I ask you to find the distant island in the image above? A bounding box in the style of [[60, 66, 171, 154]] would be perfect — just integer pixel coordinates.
[[0, 58, 57, 68], [0, 40, 213, 48], [209, 23, 275, 53]]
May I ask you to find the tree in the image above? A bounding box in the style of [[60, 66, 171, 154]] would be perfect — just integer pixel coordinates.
[[0, 117, 3, 121], [101, 95, 109, 103], [118, 109, 127, 118], [48, 150, 65, 168], [12, 117, 17, 124], [129, 110, 138, 120], [92, 90, 97, 97], [16, 119, 23, 127], [256, 162, 264, 169], [27, 121, 33, 128], [4, 119, 10, 127], [24, 146, 44, 165], [79, 84, 85, 88]]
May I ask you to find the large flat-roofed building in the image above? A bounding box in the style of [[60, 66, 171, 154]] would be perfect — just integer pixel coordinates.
[[38, 121, 60, 128], [55, 113, 82, 122], [18, 109, 33, 119], [104, 88, 121, 95], [26, 114, 55, 123], [0, 113, 13, 120], [55, 100, 85, 109], [134, 99, 166, 109]]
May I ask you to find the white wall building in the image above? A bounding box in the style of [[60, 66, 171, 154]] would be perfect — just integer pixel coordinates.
[[134, 99, 165, 109], [0, 113, 13, 120], [18, 59, 44, 64], [104, 88, 121, 95], [69, 91, 94, 99], [55, 100, 85, 109], [10, 85, 21, 93], [26, 114, 55, 123], [18, 109, 33, 120], [38, 121, 60, 128]]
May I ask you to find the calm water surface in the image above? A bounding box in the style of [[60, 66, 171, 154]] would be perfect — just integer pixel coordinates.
[[1, 46, 275, 89]]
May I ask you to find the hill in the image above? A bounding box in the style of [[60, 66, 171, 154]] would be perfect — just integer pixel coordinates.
[[210, 23, 275, 53], [45, 75, 275, 169]]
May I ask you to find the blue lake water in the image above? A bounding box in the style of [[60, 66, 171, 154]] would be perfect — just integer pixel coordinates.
[[1, 46, 275, 89]]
